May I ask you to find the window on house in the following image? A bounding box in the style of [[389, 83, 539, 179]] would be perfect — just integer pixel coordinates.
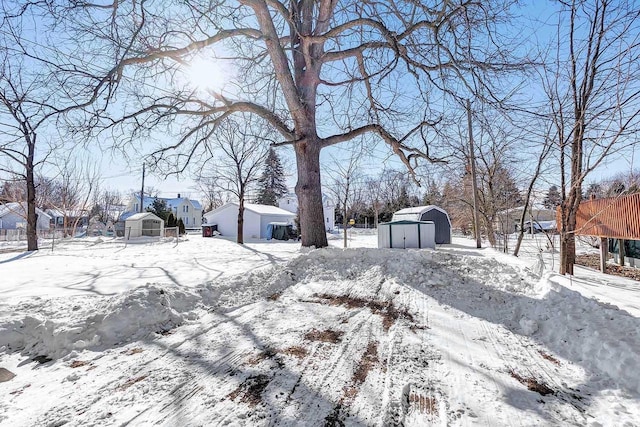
[[185, 217, 188, 225]]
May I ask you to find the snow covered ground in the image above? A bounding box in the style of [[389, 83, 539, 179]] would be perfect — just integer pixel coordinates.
[[1, 232, 639, 426]]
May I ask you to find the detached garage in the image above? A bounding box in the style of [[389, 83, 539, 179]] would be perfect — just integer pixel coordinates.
[[392, 205, 452, 244], [378, 220, 436, 249], [203, 202, 296, 239], [124, 212, 164, 240]]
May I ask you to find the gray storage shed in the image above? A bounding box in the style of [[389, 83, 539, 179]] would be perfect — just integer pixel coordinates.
[[378, 220, 436, 249], [392, 205, 452, 244]]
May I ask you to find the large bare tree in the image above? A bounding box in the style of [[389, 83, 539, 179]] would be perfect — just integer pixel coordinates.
[[0, 62, 51, 250], [46, 155, 100, 237], [0, 3, 115, 250], [198, 115, 270, 244], [54, 0, 526, 248], [545, 0, 640, 274]]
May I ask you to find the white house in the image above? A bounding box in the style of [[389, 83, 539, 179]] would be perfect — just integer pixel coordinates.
[[122, 194, 203, 229], [0, 202, 52, 230], [46, 208, 89, 229], [203, 202, 296, 239], [278, 192, 335, 232], [494, 203, 557, 235]]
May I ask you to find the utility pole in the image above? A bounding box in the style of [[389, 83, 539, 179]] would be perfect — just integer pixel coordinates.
[[139, 163, 145, 213], [467, 99, 482, 249]]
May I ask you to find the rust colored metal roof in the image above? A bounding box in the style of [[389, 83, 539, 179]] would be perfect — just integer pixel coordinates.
[[564, 193, 640, 239]]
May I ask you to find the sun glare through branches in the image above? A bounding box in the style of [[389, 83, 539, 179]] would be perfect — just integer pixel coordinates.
[[183, 55, 232, 93]]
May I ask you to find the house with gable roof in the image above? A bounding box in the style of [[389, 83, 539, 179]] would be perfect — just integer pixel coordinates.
[[0, 202, 52, 231], [121, 193, 203, 229], [278, 192, 335, 232]]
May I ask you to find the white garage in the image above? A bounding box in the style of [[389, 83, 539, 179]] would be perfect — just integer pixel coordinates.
[[378, 220, 436, 249], [124, 212, 164, 240], [203, 202, 296, 239]]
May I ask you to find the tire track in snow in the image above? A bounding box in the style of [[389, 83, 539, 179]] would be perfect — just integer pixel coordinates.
[[479, 320, 590, 425], [380, 285, 448, 427], [114, 308, 278, 426], [440, 313, 518, 427], [277, 307, 377, 425]]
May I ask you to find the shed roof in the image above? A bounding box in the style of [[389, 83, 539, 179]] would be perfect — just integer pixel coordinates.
[[125, 212, 163, 222], [394, 205, 449, 217], [245, 203, 296, 216], [206, 202, 295, 217], [380, 220, 435, 226]]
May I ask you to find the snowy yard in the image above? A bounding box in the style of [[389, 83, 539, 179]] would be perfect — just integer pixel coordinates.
[[1, 232, 639, 426]]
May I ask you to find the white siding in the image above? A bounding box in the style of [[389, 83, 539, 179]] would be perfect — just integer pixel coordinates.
[[323, 202, 335, 232], [244, 210, 262, 238], [204, 203, 294, 239], [204, 205, 238, 237], [203, 205, 261, 238]]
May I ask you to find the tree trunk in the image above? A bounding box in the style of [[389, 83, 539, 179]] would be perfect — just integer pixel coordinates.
[[26, 136, 38, 251], [482, 215, 496, 247], [237, 197, 245, 244], [560, 179, 581, 275], [560, 232, 576, 275], [513, 231, 524, 256], [295, 140, 328, 248], [560, 192, 578, 275], [343, 209, 348, 249]]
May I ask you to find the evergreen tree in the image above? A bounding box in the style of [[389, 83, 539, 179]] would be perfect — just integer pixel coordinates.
[[543, 185, 562, 209], [608, 180, 626, 196], [422, 181, 443, 206], [255, 148, 288, 206], [166, 212, 177, 228], [177, 218, 186, 235], [395, 185, 412, 210], [89, 203, 102, 219], [147, 198, 171, 221], [492, 164, 523, 208], [584, 183, 603, 200]]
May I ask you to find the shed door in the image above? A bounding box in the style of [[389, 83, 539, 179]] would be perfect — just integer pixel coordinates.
[[391, 224, 419, 248]]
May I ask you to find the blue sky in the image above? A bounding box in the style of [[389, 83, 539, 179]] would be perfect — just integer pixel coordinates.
[[2, 0, 638, 205]]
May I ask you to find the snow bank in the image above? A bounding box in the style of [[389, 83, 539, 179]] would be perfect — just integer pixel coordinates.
[[262, 248, 640, 394], [0, 284, 200, 359], [2, 245, 639, 396], [0, 264, 298, 359], [199, 264, 298, 310], [532, 276, 640, 393]]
